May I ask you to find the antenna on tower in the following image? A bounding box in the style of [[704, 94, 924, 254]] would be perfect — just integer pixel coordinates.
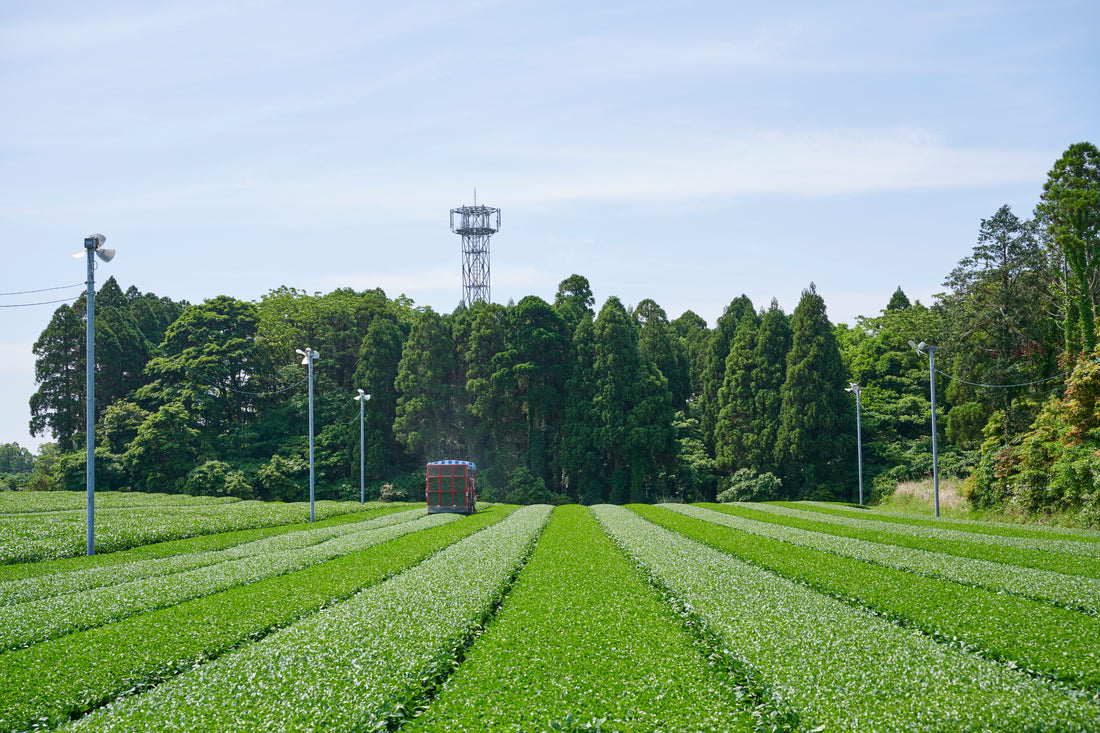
[[450, 193, 500, 307]]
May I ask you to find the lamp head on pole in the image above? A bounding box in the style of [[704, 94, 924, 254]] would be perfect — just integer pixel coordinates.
[[73, 233, 115, 262]]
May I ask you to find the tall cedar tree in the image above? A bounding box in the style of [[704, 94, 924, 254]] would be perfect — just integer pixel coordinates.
[[561, 316, 603, 503], [30, 278, 173, 452], [454, 301, 511, 474], [636, 299, 692, 407], [29, 302, 86, 451], [749, 299, 792, 475], [506, 296, 569, 488], [714, 311, 760, 478], [394, 308, 462, 462], [776, 284, 851, 499], [669, 310, 709, 398], [1036, 142, 1100, 355], [352, 315, 405, 479], [553, 274, 596, 335], [700, 295, 754, 453], [592, 297, 675, 502]]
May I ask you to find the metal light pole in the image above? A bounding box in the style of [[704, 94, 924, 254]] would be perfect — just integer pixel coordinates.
[[297, 348, 319, 522], [846, 382, 864, 506], [354, 389, 371, 504], [75, 234, 114, 556], [909, 340, 940, 518]]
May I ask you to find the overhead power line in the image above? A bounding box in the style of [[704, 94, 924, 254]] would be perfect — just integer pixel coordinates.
[[0, 297, 80, 308], [933, 367, 1070, 389], [0, 283, 84, 296]]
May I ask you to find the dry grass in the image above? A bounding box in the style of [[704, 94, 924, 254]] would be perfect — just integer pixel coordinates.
[[877, 478, 969, 516]]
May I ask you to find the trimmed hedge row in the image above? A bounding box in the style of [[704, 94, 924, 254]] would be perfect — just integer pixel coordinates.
[[0, 505, 515, 732]]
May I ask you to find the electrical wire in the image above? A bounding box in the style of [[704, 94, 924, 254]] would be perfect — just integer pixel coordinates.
[[933, 367, 1069, 389], [0, 283, 84, 296], [194, 374, 309, 397], [0, 297, 81, 308]]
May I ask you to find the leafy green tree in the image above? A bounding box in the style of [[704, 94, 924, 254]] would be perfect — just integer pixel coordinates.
[[124, 402, 200, 493], [504, 466, 566, 505], [1036, 142, 1100, 354], [776, 284, 851, 499], [98, 400, 150, 454], [137, 296, 274, 453], [257, 286, 392, 392], [254, 454, 309, 502], [940, 204, 1056, 437], [671, 411, 716, 502], [0, 443, 34, 474], [455, 301, 512, 479], [125, 285, 186, 347], [185, 460, 253, 499]]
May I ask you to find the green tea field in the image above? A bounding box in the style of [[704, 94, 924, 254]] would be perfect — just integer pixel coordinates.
[[2, 493, 1099, 732]]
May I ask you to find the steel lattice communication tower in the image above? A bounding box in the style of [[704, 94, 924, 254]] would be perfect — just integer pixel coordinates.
[[450, 193, 500, 307]]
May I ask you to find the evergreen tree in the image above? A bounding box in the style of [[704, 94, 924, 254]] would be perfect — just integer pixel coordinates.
[[635, 299, 691, 406], [1036, 142, 1100, 354], [749, 299, 791, 475], [353, 315, 405, 478], [506, 296, 569, 488], [592, 297, 675, 502], [776, 284, 851, 499], [669, 309, 709, 398], [561, 317, 603, 503], [885, 287, 911, 311], [93, 278, 151, 411], [29, 302, 86, 451], [714, 314, 758, 479], [700, 295, 754, 454], [394, 308, 461, 461], [553, 274, 595, 334]]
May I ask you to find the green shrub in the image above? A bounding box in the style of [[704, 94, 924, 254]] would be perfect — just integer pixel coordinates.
[[505, 467, 568, 505], [254, 455, 308, 502], [185, 461, 254, 500], [716, 469, 782, 503]]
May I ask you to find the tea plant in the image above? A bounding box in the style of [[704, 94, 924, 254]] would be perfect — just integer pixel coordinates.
[[596, 505, 1100, 732], [63, 505, 551, 732]]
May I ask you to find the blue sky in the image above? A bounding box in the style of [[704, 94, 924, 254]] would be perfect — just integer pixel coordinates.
[[2, 0, 1097, 452]]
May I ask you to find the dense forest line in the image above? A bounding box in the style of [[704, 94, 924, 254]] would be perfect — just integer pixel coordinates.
[[4, 142, 1099, 525]]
